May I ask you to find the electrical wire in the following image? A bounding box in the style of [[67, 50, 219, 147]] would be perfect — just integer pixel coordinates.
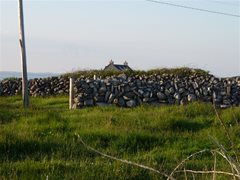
[[146, 0, 240, 18]]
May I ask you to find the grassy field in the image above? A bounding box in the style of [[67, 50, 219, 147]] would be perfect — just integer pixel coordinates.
[[0, 96, 239, 179]]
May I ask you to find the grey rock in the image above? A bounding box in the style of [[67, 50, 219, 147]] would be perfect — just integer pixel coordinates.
[[143, 91, 150, 98], [179, 88, 185, 94], [187, 94, 197, 102], [220, 104, 231, 108], [168, 98, 175, 104], [99, 86, 107, 93], [169, 87, 175, 94], [174, 93, 181, 100], [74, 97, 81, 103], [223, 98, 231, 105], [118, 74, 127, 80], [138, 89, 144, 95], [72, 103, 77, 109], [123, 92, 135, 99], [157, 92, 166, 100], [164, 89, 170, 96], [108, 93, 115, 103], [84, 99, 94, 106], [105, 91, 111, 102], [96, 102, 109, 106], [94, 95, 105, 102], [195, 90, 200, 97], [58, 90, 64, 94], [118, 97, 126, 107], [193, 82, 199, 89], [126, 100, 136, 107]]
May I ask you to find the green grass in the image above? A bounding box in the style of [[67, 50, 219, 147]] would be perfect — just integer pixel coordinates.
[[63, 67, 210, 78], [0, 96, 239, 179]]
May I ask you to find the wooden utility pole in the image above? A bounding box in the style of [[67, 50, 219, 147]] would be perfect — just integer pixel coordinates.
[[18, 0, 29, 108]]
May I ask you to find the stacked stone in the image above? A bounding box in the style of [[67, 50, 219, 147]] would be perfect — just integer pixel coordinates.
[[0, 74, 239, 109], [0, 78, 22, 96], [72, 74, 240, 108], [0, 77, 69, 96], [29, 77, 69, 97], [212, 77, 240, 108]]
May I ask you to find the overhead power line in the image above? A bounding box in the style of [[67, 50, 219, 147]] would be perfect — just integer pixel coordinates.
[[146, 0, 240, 18]]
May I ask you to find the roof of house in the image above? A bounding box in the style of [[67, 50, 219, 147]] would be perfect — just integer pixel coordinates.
[[112, 64, 130, 71], [104, 60, 132, 71]]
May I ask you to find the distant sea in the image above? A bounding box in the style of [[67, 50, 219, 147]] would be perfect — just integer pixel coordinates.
[[0, 71, 59, 80]]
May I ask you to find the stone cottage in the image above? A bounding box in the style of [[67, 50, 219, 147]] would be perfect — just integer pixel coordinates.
[[104, 60, 132, 71]]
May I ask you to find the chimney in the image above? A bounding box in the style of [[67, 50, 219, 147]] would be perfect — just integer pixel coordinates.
[[109, 59, 114, 65], [124, 61, 128, 66]]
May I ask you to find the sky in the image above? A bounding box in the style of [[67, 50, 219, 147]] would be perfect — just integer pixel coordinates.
[[0, 0, 239, 77]]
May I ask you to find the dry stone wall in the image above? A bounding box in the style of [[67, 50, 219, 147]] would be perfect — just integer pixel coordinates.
[[0, 77, 69, 96], [73, 74, 240, 108], [0, 74, 240, 108]]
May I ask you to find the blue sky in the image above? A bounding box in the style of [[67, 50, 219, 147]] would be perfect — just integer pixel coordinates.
[[0, 0, 239, 77]]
